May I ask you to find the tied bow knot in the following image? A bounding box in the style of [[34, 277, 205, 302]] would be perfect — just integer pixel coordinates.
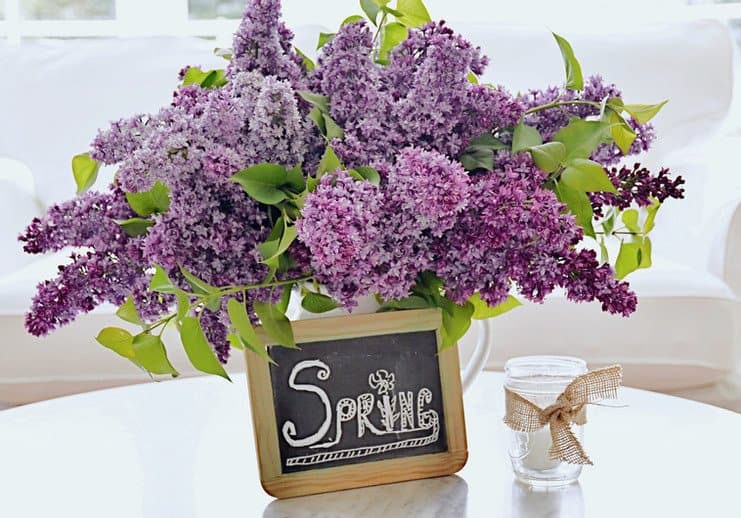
[[504, 365, 622, 466]]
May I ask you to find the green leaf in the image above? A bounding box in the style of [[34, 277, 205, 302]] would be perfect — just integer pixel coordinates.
[[116, 296, 142, 326], [469, 293, 521, 320], [96, 327, 135, 359], [285, 164, 305, 192], [179, 266, 218, 295], [323, 113, 345, 139], [175, 289, 191, 324], [561, 159, 617, 193], [182, 67, 227, 88], [644, 200, 660, 233], [227, 333, 245, 350], [125, 181, 171, 216], [254, 301, 297, 348], [640, 237, 652, 269], [180, 317, 230, 380], [439, 299, 474, 350], [230, 164, 289, 205], [512, 121, 543, 153], [261, 225, 297, 264], [294, 47, 315, 71], [361, 0, 382, 25], [317, 145, 343, 176], [301, 292, 340, 314], [308, 106, 327, 135], [553, 119, 611, 160], [467, 71, 479, 84], [353, 166, 381, 186], [380, 295, 431, 311], [132, 333, 178, 376], [118, 217, 154, 237], [226, 299, 275, 364], [378, 22, 408, 62], [552, 32, 584, 90], [213, 47, 233, 60], [529, 142, 566, 173], [72, 153, 100, 195], [599, 237, 609, 264], [149, 265, 177, 294], [298, 91, 330, 113], [257, 218, 284, 261], [317, 32, 335, 50], [615, 241, 642, 279], [621, 209, 640, 233], [623, 101, 669, 124], [609, 111, 637, 155], [395, 0, 432, 28], [277, 284, 293, 314], [556, 183, 596, 238], [341, 15, 364, 26], [200, 69, 227, 89], [380, 5, 404, 17], [460, 148, 494, 172]]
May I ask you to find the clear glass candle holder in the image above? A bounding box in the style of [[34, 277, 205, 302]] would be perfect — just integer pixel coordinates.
[[504, 356, 588, 487]]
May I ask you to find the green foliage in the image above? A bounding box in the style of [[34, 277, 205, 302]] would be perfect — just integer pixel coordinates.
[[230, 163, 291, 205], [552, 32, 584, 90], [553, 119, 611, 160], [317, 32, 335, 49], [149, 265, 177, 294], [116, 296, 143, 326], [179, 266, 218, 296], [254, 301, 297, 348], [512, 121, 543, 153], [395, 0, 432, 28], [131, 333, 179, 376], [182, 67, 227, 89], [352, 166, 382, 186], [469, 293, 522, 320], [529, 142, 566, 173], [360, 0, 383, 25], [608, 110, 636, 155], [560, 159, 617, 193], [72, 153, 100, 195], [125, 181, 171, 216], [459, 133, 508, 172], [96, 327, 135, 359], [317, 145, 343, 176], [378, 22, 408, 63], [555, 183, 596, 238], [623, 101, 669, 124], [439, 298, 474, 350], [227, 299, 275, 364], [301, 292, 340, 313], [294, 47, 315, 71], [299, 90, 344, 140], [179, 317, 230, 380], [117, 217, 154, 237]]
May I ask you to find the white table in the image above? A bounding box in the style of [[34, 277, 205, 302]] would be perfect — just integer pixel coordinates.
[[0, 372, 738, 518]]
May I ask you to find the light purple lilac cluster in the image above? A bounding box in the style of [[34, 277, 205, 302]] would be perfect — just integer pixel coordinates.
[[21, 0, 683, 363]]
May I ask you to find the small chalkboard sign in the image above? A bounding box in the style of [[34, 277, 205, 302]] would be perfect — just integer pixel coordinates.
[[245, 309, 468, 498]]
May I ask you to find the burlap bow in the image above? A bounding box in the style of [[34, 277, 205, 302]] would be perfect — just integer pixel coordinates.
[[503, 365, 623, 465]]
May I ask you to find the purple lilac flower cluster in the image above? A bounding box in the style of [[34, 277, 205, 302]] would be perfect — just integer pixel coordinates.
[[20, 0, 684, 365], [313, 20, 524, 168], [591, 163, 686, 217]]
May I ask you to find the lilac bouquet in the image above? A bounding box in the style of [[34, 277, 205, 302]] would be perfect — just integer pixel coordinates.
[[20, 0, 684, 378]]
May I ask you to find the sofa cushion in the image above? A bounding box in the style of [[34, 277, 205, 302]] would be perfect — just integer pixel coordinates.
[[0, 158, 43, 272]]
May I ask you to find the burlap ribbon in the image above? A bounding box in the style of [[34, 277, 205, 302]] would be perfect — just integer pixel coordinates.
[[503, 365, 623, 465]]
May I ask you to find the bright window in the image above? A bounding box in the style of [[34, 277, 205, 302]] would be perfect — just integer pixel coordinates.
[[19, 0, 114, 20]]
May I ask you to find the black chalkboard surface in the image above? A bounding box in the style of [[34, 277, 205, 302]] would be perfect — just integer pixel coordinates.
[[269, 330, 448, 473], [245, 309, 468, 498]]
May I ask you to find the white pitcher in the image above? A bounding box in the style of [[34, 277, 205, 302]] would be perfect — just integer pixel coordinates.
[[287, 292, 491, 393]]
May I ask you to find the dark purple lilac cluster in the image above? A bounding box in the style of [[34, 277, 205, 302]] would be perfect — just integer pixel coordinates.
[[591, 163, 686, 216]]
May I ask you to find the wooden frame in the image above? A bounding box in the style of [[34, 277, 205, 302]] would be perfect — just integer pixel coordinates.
[[244, 308, 468, 499]]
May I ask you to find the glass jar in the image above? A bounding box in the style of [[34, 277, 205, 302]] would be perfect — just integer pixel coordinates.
[[504, 356, 588, 486]]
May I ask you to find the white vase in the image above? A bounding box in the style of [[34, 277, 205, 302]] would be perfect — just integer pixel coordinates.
[[286, 290, 490, 393]]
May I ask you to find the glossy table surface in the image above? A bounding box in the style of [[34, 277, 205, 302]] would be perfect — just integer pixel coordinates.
[[0, 371, 738, 518]]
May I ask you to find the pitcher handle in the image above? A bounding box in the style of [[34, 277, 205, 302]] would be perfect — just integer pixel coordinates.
[[461, 319, 491, 393]]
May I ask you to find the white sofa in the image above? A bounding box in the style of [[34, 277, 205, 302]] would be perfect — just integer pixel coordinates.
[[1, 20, 740, 408]]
